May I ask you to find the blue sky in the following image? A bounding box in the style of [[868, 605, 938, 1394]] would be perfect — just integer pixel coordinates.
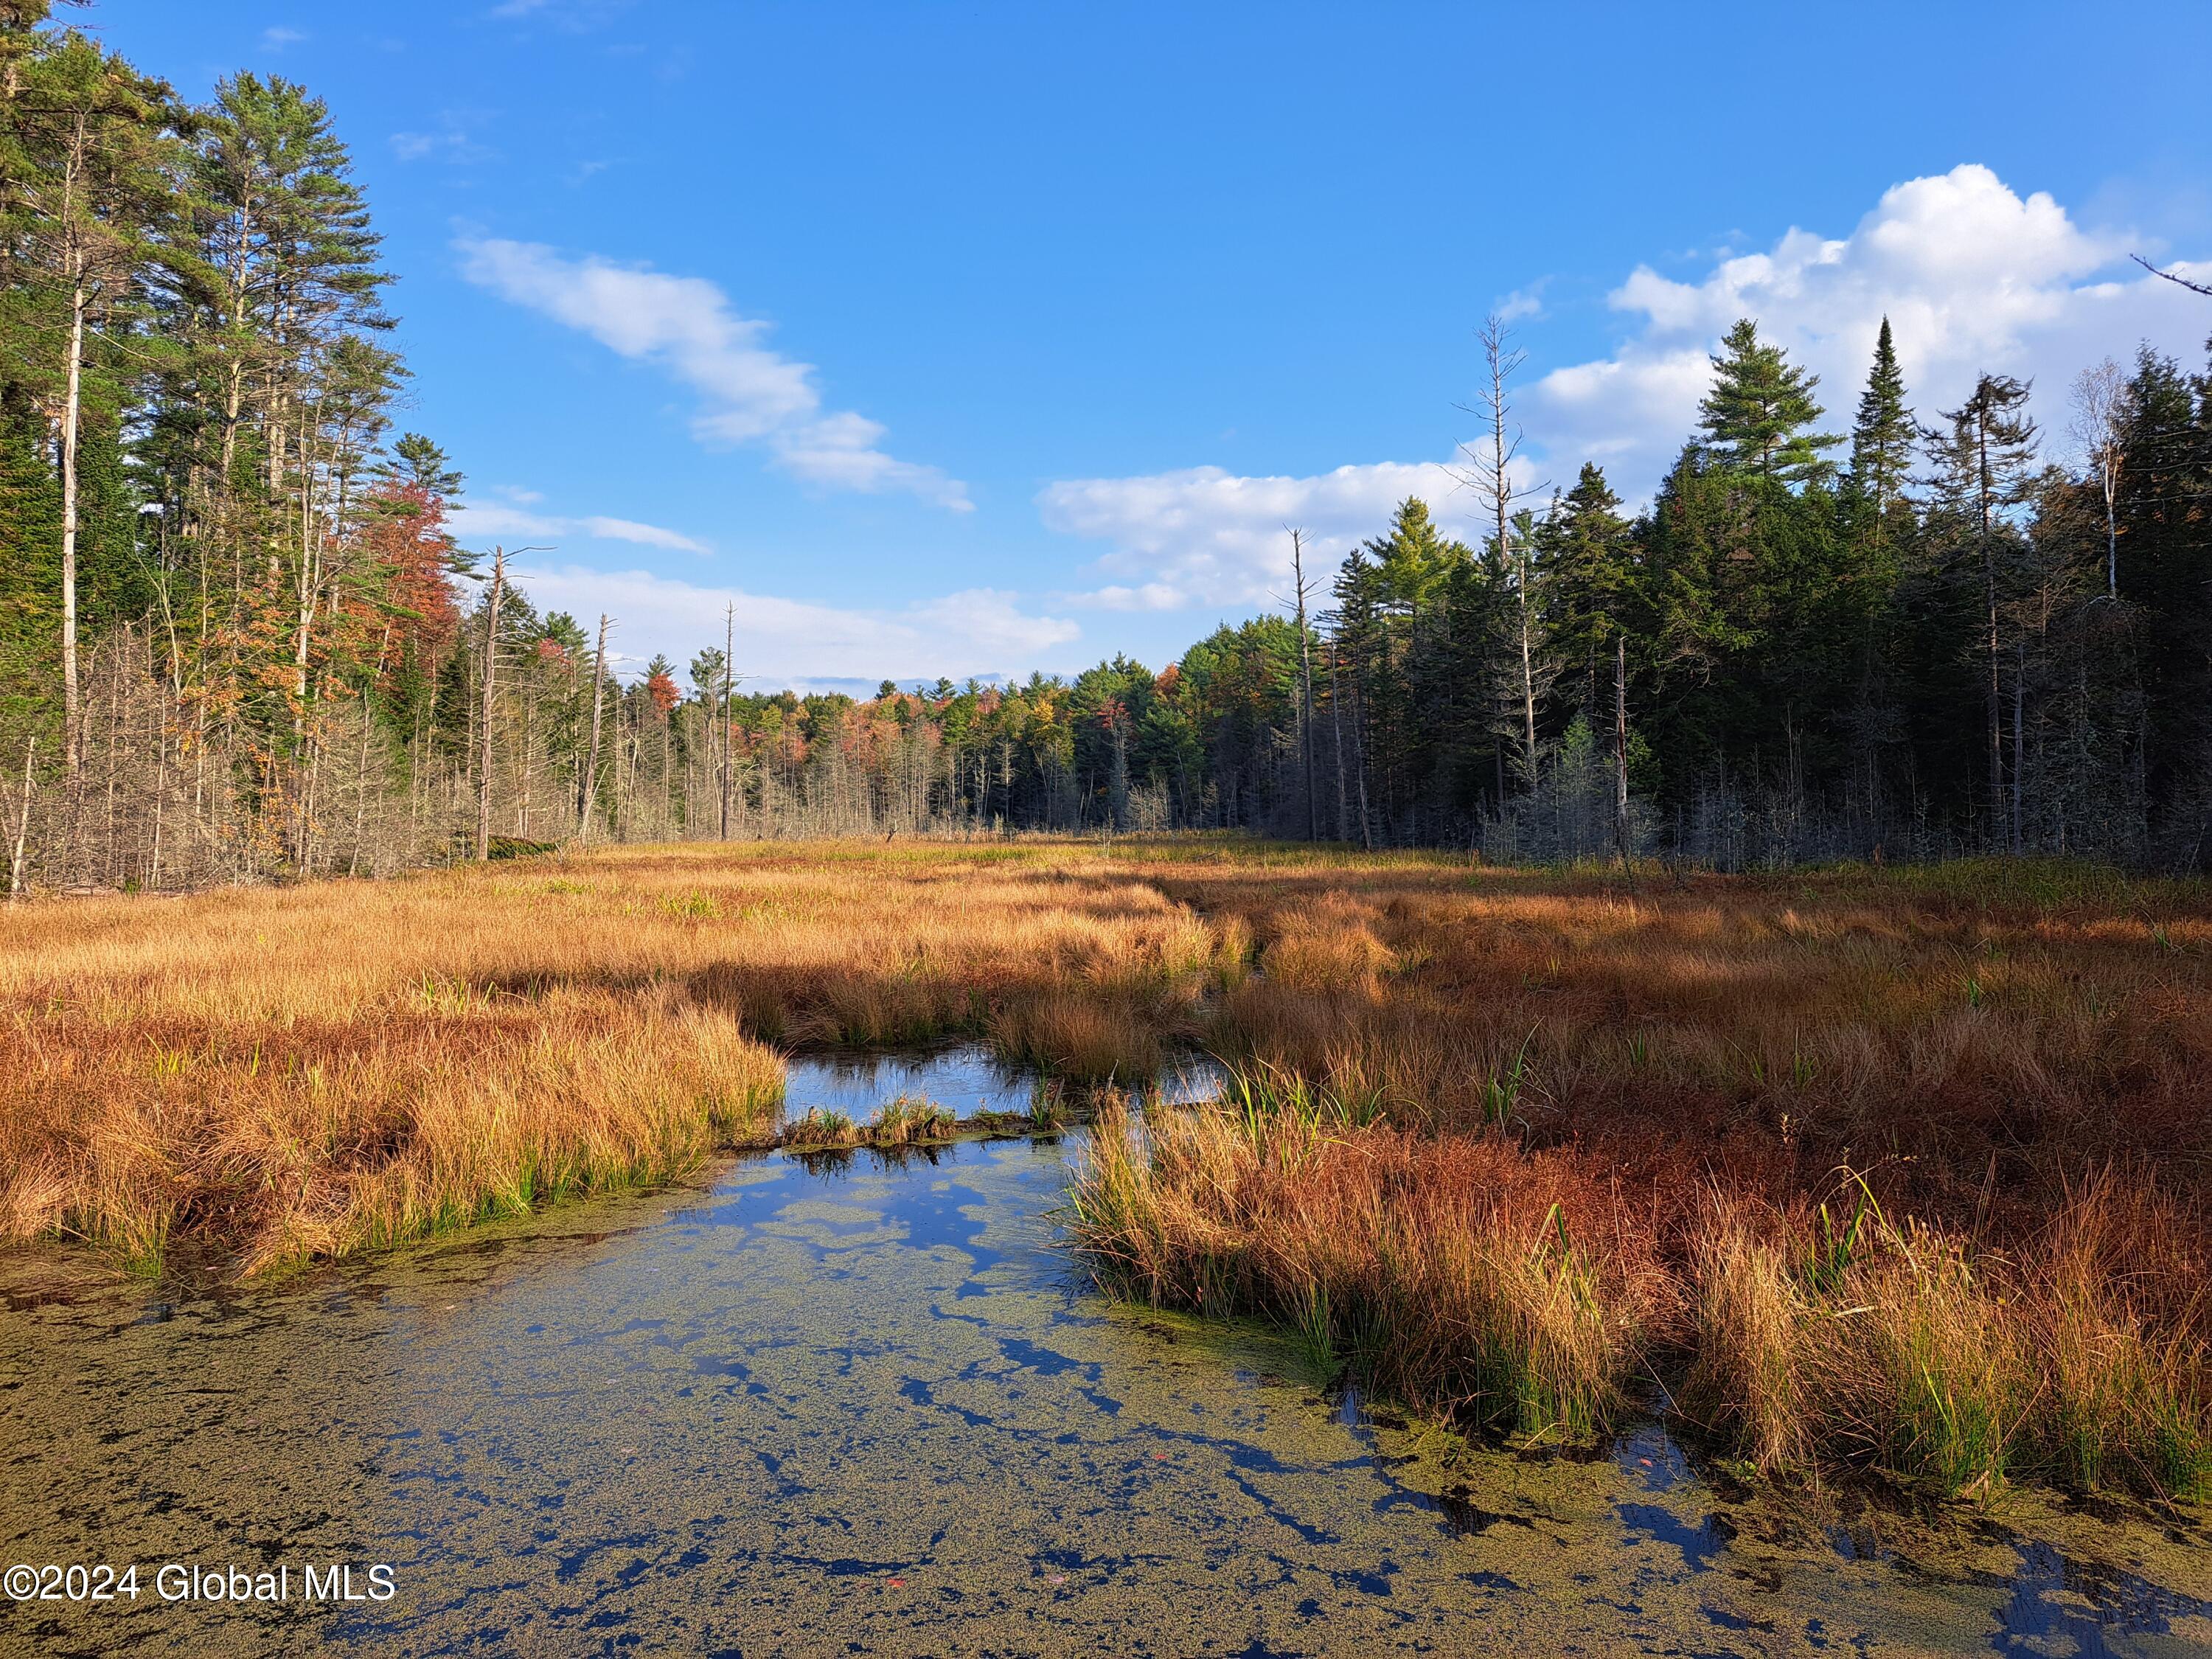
[[94, 1, 2212, 690]]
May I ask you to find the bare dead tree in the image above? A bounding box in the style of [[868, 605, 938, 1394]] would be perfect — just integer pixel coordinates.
[[1272, 527, 1321, 841], [475, 546, 507, 861], [1614, 635, 1632, 874], [720, 602, 736, 840], [2070, 358, 2126, 601], [579, 613, 611, 840], [1458, 313, 1548, 789], [9, 738, 34, 900]]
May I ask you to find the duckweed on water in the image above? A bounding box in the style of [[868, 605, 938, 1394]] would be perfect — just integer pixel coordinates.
[[5, 1134, 2207, 1655]]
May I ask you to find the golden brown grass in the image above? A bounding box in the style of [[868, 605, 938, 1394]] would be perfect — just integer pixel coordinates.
[[4, 838, 2208, 1499], [0, 841, 1227, 1275], [1071, 1103, 1660, 1441]]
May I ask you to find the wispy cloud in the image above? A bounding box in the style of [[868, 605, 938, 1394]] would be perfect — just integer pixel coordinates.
[[450, 494, 710, 554], [1492, 280, 1548, 323], [260, 26, 307, 50], [487, 0, 641, 31], [456, 237, 971, 511], [392, 111, 495, 166], [1039, 458, 1526, 611], [504, 565, 1077, 682]]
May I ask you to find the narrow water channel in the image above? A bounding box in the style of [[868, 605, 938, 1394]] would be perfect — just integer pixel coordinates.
[[1, 1051, 2207, 1657]]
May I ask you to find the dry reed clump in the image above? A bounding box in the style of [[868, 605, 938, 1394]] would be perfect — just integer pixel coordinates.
[[1678, 1178, 2211, 1499], [0, 840, 1236, 1276], [306, 1001, 784, 1275], [987, 994, 1169, 1083], [1098, 850, 2211, 1498], [1070, 1100, 1660, 1444], [781, 1095, 959, 1151], [1, 986, 785, 1278], [1682, 1206, 1809, 1476], [1256, 895, 1395, 991]]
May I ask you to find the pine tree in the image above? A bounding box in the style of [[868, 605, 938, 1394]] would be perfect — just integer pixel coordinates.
[[1698, 319, 1840, 486], [376, 431, 462, 499], [4, 28, 178, 769], [2113, 346, 2212, 864], [1542, 463, 1638, 720], [1848, 318, 1914, 515], [1363, 496, 1458, 613], [1924, 374, 2039, 843]]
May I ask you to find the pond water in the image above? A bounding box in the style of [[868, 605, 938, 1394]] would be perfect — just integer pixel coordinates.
[[1, 1054, 2208, 1657], [781, 1042, 1229, 1124]]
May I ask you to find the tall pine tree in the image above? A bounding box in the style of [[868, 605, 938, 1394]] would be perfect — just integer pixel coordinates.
[[1698, 318, 1840, 486], [1848, 317, 1914, 515]]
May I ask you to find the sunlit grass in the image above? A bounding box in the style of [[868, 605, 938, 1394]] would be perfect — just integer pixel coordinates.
[[3, 835, 2208, 1502]]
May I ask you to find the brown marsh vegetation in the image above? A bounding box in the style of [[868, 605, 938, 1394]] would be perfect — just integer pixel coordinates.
[[1074, 848, 2212, 1503], [0, 842, 1231, 1276], [3, 838, 2208, 1501]]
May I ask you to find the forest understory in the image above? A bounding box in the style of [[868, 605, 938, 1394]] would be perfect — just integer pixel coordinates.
[[1, 836, 2207, 1510]]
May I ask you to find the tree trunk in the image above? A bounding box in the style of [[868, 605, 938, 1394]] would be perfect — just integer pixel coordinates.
[[1517, 560, 1539, 788], [580, 613, 608, 840], [8, 738, 34, 900], [2011, 639, 2025, 855], [720, 604, 735, 839], [1978, 420, 2002, 841], [1614, 634, 1632, 872], [59, 279, 86, 773], [476, 548, 506, 860], [1290, 530, 1318, 841]]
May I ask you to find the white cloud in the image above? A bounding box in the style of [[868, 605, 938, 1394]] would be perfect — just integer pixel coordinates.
[[577, 516, 706, 552], [1071, 582, 1190, 613], [450, 497, 709, 554], [456, 237, 970, 510], [1039, 458, 1535, 611], [488, 0, 636, 22], [501, 565, 1077, 682], [261, 26, 306, 49], [1039, 165, 2210, 599], [1493, 281, 1548, 323], [1527, 163, 2209, 499]]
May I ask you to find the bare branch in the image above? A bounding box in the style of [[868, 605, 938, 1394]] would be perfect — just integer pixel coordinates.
[[2132, 253, 2212, 298]]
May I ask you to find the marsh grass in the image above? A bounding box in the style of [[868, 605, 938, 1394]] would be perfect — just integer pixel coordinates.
[[869, 1094, 958, 1144], [1068, 1104, 1650, 1445], [0, 841, 1225, 1276], [1677, 1178, 2211, 1499], [4, 836, 2209, 1503]]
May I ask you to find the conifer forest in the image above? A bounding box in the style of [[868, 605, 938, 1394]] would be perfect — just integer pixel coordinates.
[[3, 4, 2208, 892]]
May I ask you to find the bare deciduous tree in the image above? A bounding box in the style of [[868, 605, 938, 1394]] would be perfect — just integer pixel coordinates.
[[2070, 358, 2126, 601], [1458, 313, 1548, 789]]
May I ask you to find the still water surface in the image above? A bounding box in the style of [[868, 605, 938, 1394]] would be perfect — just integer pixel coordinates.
[[1, 1049, 2208, 1656]]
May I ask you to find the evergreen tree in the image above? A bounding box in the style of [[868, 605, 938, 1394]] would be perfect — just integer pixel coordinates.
[[1924, 374, 2039, 843], [1848, 317, 1914, 515], [376, 431, 463, 499], [1363, 495, 1458, 613], [1542, 463, 1638, 721], [2, 27, 178, 768], [1697, 318, 1840, 486], [2112, 346, 2212, 863]]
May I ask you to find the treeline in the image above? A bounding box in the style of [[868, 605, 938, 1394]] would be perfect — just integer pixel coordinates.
[[1318, 316, 2212, 869], [2, 3, 2207, 889]]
